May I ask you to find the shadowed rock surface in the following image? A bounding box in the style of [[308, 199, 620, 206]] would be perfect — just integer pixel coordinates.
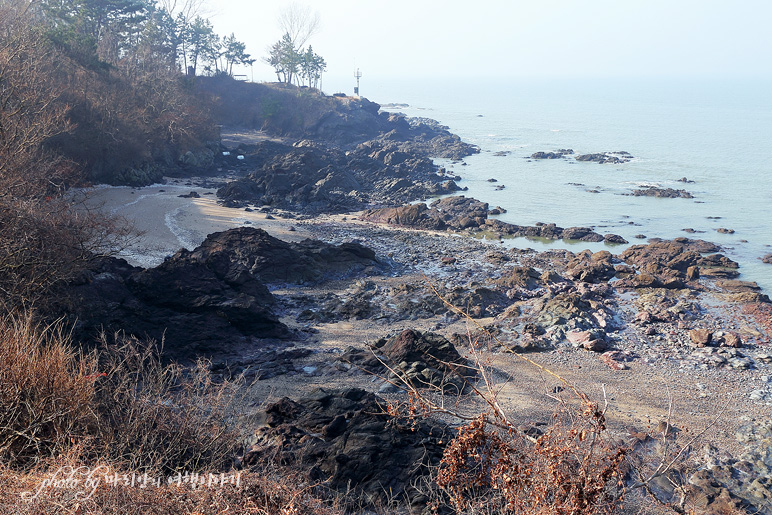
[[342, 329, 474, 393], [58, 228, 382, 359], [61, 254, 288, 361], [217, 140, 461, 213], [243, 388, 450, 509], [182, 227, 382, 285]]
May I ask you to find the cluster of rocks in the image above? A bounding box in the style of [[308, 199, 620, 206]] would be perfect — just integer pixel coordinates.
[[215, 98, 480, 214], [216, 139, 463, 213], [631, 186, 694, 198], [305, 97, 479, 161], [341, 329, 475, 394], [361, 195, 628, 244], [633, 421, 772, 514], [529, 150, 633, 164], [530, 149, 575, 160], [575, 151, 633, 164]]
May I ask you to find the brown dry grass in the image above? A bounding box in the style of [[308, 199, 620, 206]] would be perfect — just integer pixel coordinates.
[[0, 314, 98, 467]]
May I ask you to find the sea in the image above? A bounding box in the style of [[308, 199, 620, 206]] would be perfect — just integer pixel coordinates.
[[361, 77, 772, 293]]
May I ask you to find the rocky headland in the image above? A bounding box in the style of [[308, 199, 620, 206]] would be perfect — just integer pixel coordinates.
[[67, 83, 772, 515]]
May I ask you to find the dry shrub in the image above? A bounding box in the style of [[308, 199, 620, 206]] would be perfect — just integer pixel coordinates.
[[0, 313, 97, 467], [89, 332, 245, 474], [0, 312, 245, 476], [434, 407, 627, 515]]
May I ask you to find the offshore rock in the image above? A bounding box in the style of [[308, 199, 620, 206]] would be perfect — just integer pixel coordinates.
[[631, 186, 694, 198]]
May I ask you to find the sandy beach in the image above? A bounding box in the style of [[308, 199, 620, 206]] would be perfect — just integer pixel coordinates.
[[79, 179, 316, 268]]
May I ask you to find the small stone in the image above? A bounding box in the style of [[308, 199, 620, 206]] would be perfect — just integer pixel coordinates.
[[722, 332, 742, 348], [689, 328, 712, 347], [583, 339, 608, 352], [567, 330, 591, 345], [729, 357, 752, 370]]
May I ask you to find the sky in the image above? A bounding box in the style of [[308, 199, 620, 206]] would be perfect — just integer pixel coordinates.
[[204, 0, 772, 93]]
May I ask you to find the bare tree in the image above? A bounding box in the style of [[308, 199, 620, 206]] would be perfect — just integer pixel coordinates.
[[277, 2, 320, 48], [159, 0, 208, 23], [0, 0, 73, 200]]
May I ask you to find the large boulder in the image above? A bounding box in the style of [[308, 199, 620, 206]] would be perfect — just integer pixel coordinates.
[[243, 388, 449, 507], [185, 227, 381, 284], [63, 254, 288, 361], [619, 238, 737, 284]]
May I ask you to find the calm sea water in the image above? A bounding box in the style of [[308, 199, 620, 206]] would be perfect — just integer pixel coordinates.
[[363, 78, 772, 293]]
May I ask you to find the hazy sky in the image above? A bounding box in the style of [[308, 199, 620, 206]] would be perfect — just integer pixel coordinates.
[[206, 0, 772, 92]]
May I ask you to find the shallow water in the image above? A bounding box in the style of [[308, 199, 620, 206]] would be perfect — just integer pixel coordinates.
[[365, 78, 772, 292]]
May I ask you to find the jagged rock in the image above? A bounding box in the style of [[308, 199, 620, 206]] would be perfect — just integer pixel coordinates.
[[531, 149, 573, 159], [689, 328, 712, 347], [60, 254, 289, 361], [343, 329, 474, 393], [217, 137, 463, 214], [618, 238, 736, 285], [494, 266, 543, 290], [243, 388, 450, 507], [763, 254, 772, 264], [719, 332, 743, 348], [567, 250, 616, 283], [361, 203, 446, 230], [184, 227, 381, 285], [604, 233, 628, 244]]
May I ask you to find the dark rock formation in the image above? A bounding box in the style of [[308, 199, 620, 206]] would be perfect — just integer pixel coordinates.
[[363, 196, 627, 244], [763, 254, 772, 264], [566, 250, 617, 284], [531, 149, 574, 159], [181, 227, 381, 285], [575, 151, 632, 164], [343, 329, 474, 394], [617, 238, 736, 287], [61, 254, 288, 361], [243, 388, 450, 507], [217, 139, 461, 213], [631, 187, 694, 199]]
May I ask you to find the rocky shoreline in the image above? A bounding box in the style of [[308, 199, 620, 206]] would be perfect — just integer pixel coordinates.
[[70, 95, 772, 514]]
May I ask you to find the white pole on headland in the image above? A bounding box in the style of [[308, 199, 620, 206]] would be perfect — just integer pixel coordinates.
[[354, 68, 362, 97]]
